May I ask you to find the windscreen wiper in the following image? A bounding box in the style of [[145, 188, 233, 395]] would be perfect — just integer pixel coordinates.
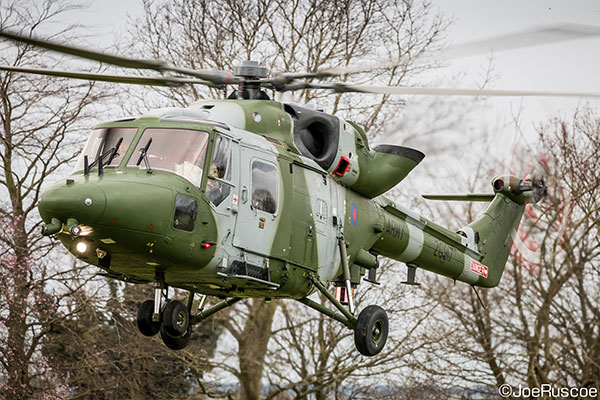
[[135, 138, 153, 173], [106, 137, 124, 165], [84, 137, 124, 176]]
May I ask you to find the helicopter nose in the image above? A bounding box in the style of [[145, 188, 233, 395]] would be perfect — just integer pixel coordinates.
[[39, 180, 106, 225]]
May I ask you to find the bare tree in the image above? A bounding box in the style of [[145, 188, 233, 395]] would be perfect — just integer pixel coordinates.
[[408, 108, 600, 397], [0, 1, 109, 398], [43, 281, 233, 399], [261, 260, 443, 400]]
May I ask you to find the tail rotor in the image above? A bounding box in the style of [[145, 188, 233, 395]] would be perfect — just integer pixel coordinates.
[[531, 175, 547, 203], [519, 174, 547, 203]]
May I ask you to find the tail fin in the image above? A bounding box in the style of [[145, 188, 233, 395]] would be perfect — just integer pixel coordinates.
[[465, 198, 524, 287], [425, 175, 544, 288]]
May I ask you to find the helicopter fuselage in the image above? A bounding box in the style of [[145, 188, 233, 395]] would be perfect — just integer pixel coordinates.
[[39, 99, 525, 302]]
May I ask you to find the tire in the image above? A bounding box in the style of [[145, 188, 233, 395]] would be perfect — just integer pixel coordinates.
[[162, 300, 190, 338], [160, 326, 191, 350], [137, 300, 160, 337], [354, 305, 389, 356]]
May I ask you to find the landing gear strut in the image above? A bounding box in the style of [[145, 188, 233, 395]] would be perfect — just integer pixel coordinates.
[[300, 272, 389, 357]]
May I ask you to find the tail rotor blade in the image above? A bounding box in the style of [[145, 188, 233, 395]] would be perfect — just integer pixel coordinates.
[[531, 176, 548, 203]]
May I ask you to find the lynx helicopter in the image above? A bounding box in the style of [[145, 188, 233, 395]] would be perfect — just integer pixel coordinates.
[[1, 31, 597, 356]]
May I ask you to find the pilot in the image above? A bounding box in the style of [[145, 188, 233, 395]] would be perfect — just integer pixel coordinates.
[[206, 162, 226, 204]]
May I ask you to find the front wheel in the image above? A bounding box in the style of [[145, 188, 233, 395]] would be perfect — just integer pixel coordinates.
[[354, 305, 388, 356], [162, 300, 190, 338], [137, 300, 160, 337], [160, 326, 191, 350]]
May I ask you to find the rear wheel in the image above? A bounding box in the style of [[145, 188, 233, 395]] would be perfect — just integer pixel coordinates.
[[160, 326, 191, 350], [162, 300, 190, 338], [354, 305, 388, 356], [137, 300, 160, 337]]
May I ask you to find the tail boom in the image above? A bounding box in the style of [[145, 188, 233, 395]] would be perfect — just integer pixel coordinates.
[[371, 175, 531, 288]]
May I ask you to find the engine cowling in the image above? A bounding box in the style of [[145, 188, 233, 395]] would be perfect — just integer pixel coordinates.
[[287, 103, 424, 198]]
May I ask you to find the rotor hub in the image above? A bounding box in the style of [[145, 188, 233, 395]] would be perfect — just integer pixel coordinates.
[[233, 60, 268, 79]]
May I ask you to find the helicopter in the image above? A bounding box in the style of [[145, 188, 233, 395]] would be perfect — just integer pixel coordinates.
[[0, 30, 596, 356]]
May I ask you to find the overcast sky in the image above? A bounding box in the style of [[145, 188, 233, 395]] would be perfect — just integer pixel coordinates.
[[437, 0, 600, 126], [65, 0, 599, 124]]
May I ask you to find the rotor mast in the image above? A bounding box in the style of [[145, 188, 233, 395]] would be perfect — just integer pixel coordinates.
[[229, 60, 270, 100]]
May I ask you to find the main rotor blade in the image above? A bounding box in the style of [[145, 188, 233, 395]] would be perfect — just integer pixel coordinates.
[[444, 24, 600, 59], [0, 30, 237, 85], [274, 24, 600, 81], [0, 65, 210, 87], [318, 83, 600, 98], [308, 60, 409, 78], [0, 30, 167, 69], [271, 60, 407, 83]]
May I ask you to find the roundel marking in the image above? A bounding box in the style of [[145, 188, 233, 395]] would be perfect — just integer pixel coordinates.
[[351, 203, 358, 226]]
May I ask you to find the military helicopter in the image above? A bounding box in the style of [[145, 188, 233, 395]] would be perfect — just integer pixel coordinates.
[[0, 30, 597, 356]]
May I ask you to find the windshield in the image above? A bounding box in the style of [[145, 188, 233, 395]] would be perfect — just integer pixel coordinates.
[[127, 128, 210, 186], [74, 128, 137, 173]]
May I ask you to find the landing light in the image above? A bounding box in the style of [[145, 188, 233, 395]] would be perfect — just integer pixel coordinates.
[[76, 241, 88, 254], [69, 224, 93, 237], [79, 225, 93, 236], [70, 224, 82, 237]]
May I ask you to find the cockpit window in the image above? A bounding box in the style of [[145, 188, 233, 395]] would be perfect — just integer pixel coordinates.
[[127, 128, 209, 186], [206, 135, 232, 207], [74, 128, 137, 173]]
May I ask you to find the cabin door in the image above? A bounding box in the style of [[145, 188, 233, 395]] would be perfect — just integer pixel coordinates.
[[232, 146, 281, 257]]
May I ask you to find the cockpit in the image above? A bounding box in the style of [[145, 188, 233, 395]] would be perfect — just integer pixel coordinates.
[[74, 127, 137, 171], [127, 128, 209, 184], [74, 127, 211, 188]]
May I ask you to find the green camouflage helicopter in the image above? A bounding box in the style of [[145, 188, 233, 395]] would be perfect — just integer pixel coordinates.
[[0, 30, 596, 356]]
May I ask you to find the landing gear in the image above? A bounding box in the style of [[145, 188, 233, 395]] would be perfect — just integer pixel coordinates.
[[161, 300, 190, 337], [299, 272, 390, 357], [354, 305, 388, 356], [160, 326, 192, 350], [136, 281, 191, 348], [136, 284, 243, 351], [137, 299, 161, 337], [136, 299, 191, 349]]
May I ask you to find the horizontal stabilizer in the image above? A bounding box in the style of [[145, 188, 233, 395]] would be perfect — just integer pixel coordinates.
[[422, 193, 495, 202]]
